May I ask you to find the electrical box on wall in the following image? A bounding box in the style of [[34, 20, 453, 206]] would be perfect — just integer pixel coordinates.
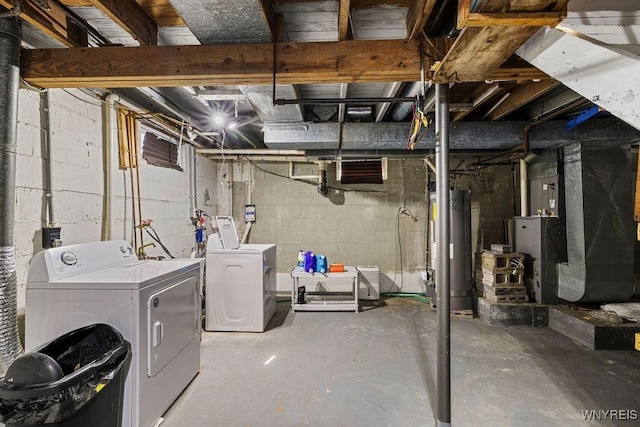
[[42, 227, 62, 249], [245, 204, 256, 222]]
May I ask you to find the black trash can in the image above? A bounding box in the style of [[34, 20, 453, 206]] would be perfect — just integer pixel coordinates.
[[0, 323, 131, 427]]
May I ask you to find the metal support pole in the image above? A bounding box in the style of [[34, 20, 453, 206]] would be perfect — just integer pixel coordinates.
[[435, 83, 451, 427]]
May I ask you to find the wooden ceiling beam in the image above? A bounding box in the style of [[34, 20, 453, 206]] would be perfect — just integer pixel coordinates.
[[457, 0, 565, 28], [338, 0, 351, 41], [21, 39, 427, 88], [487, 79, 559, 120], [406, 0, 437, 39], [432, 0, 568, 83], [453, 82, 502, 121], [61, 0, 186, 26], [257, 0, 276, 41], [0, 0, 87, 47], [87, 0, 157, 45], [134, 0, 185, 26]]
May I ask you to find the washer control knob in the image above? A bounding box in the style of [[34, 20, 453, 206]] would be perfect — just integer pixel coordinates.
[[60, 251, 78, 266]]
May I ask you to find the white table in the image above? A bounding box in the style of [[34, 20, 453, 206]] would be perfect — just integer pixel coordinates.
[[291, 266, 359, 312]]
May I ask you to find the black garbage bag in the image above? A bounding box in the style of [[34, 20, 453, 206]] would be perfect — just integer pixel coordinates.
[[0, 323, 131, 426]]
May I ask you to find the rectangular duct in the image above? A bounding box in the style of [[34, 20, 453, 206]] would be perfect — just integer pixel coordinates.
[[557, 142, 634, 302]]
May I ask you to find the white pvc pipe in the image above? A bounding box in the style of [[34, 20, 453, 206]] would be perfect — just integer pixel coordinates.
[[198, 149, 305, 156], [189, 145, 197, 217], [102, 93, 119, 241], [520, 159, 528, 217]]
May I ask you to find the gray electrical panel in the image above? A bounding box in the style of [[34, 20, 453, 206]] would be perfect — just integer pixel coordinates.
[[514, 216, 567, 304]]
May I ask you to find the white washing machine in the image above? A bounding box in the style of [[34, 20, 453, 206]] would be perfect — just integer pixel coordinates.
[[205, 217, 276, 332], [25, 240, 202, 427]]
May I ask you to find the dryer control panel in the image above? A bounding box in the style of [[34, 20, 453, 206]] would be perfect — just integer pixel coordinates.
[[28, 240, 138, 282]]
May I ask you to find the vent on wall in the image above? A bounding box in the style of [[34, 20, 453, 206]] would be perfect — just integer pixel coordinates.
[[337, 159, 387, 184], [142, 132, 183, 171]]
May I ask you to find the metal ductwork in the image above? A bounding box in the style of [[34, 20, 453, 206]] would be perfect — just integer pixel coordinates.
[[0, 17, 24, 371], [389, 82, 423, 122], [557, 142, 635, 302], [265, 120, 639, 151]]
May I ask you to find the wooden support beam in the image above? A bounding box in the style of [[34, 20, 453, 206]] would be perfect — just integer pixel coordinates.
[[487, 79, 559, 120], [407, 0, 437, 39], [457, 0, 565, 29], [453, 82, 502, 121], [338, 0, 351, 41], [0, 0, 87, 47], [433, 0, 568, 83], [61, 0, 186, 26], [87, 0, 157, 45], [257, 0, 276, 41], [134, 0, 185, 26], [21, 39, 426, 88]]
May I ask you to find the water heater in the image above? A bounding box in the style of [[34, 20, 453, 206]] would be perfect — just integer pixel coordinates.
[[428, 190, 472, 310]]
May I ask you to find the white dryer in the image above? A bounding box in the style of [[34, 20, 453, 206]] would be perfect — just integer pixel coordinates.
[[26, 240, 202, 427], [206, 217, 276, 332]]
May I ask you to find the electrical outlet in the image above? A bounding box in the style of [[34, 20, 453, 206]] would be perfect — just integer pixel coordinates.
[[245, 204, 256, 222]]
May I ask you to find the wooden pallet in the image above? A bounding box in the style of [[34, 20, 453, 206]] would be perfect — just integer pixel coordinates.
[[484, 293, 529, 303], [481, 251, 524, 271], [483, 283, 527, 296], [451, 309, 474, 319]]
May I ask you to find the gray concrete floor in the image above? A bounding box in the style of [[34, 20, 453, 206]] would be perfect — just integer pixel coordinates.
[[162, 298, 640, 427]]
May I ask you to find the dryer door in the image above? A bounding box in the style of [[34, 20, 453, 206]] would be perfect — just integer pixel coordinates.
[[147, 276, 198, 377]]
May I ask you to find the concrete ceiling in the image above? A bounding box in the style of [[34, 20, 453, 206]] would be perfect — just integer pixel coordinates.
[[7, 0, 640, 150]]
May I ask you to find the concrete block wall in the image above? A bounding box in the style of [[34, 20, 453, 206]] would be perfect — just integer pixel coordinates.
[[228, 159, 428, 293], [13, 88, 217, 312], [220, 158, 514, 294]]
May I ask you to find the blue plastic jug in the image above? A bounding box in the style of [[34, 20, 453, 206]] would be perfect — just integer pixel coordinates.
[[316, 254, 327, 273], [304, 251, 316, 273]]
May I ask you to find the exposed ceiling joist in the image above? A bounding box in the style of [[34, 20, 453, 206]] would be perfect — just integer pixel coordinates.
[[62, 0, 186, 26], [375, 81, 402, 122], [457, 0, 565, 28], [0, 0, 87, 47], [432, 0, 568, 83], [257, 0, 276, 40], [21, 39, 426, 87], [338, 0, 351, 40], [21, 37, 549, 89], [406, 0, 437, 39], [86, 0, 157, 45], [487, 79, 558, 120], [453, 82, 502, 121]]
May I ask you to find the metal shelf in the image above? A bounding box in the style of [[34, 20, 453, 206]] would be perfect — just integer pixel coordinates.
[[291, 266, 359, 313]]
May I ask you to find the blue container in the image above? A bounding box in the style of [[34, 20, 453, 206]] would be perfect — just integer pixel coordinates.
[[316, 255, 327, 273], [304, 251, 316, 273]]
